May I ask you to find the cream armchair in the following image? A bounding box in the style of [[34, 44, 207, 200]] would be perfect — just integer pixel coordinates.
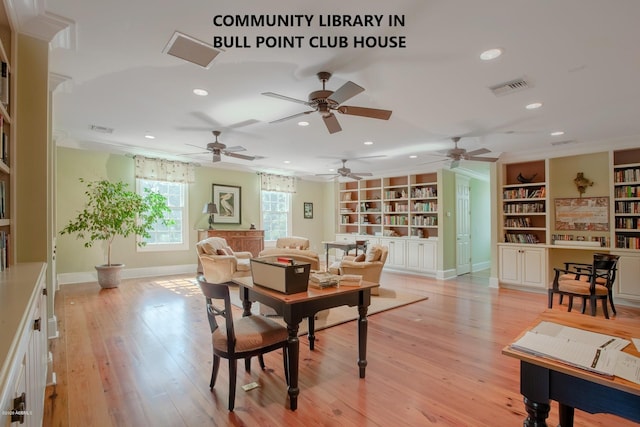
[[258, 236, 320, 270], [196, 237, 252, 283], [329, 244, 388, 295]]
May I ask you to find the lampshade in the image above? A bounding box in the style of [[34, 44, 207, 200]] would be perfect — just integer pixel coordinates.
[[203, 203, 218, 214]]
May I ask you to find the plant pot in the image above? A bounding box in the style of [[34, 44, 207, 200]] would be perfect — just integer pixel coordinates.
[[95, 264, 125, 288]]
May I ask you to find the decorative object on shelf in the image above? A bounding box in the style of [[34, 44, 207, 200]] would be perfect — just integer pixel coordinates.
[[516, 172, 537, 184], [249, 223, 256, 230], [304, 202, 313, 219], [574, 172, 594, 196], [60, 178, 173, 288], [212, 184, 241, 224], [202, 202, 217, 229]]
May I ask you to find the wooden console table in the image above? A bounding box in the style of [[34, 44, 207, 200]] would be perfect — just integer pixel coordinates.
[[197, 229, 264, 257]]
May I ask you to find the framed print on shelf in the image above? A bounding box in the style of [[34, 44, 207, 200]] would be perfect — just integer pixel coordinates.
[[304, 202, 313, 219], [212, 184, 241, 224]]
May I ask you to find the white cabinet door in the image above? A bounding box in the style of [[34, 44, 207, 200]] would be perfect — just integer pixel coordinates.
[[380, 238, 405, 268], [406, 240, 437, 273], [499, 245, 547, 289], [613, 252, 640, 301]]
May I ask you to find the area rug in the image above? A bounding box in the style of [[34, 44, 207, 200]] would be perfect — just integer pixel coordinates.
[[226, 285, 428, 335]]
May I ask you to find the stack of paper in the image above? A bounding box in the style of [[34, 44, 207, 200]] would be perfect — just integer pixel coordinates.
[[511, 321, 640, 383], [339, 274, 362, 287], [309, 272, 338, 288]]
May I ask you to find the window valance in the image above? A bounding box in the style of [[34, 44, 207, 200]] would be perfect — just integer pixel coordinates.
[[260, 173, 297, 193], [134, 156, 195, 183]]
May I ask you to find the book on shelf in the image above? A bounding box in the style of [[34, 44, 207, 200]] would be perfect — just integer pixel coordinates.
[[0, 62, 8, 106]]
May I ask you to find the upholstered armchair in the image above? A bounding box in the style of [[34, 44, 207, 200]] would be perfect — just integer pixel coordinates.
[[258, 236, 320, 270], [196, 237, 252, 283], [329, 244, 388, 295]]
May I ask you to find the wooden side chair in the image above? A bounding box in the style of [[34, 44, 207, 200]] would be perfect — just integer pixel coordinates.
[[196, 275, 289, 411], [548, 253, 620, 319]]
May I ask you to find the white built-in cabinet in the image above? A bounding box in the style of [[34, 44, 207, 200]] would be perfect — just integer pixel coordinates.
[[498, 245, 547, 289], [0, 263, 48, 427], [406, 239, 437, 273], [379, 237, 406, 268]]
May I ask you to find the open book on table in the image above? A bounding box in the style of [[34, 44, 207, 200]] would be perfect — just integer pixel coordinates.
[[510, 321, 632, 378]]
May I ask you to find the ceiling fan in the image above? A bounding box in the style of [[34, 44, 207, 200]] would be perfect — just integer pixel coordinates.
[[434, 137, 500, 168], [262, 71, 392, 134], [186, 130, 256, 163], [316, 159, 373, 181]]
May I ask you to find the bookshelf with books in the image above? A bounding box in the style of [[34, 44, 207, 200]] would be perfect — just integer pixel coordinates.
[[613, 148, 640, 250], [409, 172, 438, 239], [0, 0, 11, 268]]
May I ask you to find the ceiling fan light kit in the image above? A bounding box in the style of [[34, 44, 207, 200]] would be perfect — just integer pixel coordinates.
[[263, 71, 392, 134]]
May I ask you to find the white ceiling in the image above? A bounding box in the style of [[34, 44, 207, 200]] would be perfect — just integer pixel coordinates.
[[41, 0, 640, 180]]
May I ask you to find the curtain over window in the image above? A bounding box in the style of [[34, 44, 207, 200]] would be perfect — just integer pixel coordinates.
[[134, 155, 195, 183], [260, 173, 296, 193]]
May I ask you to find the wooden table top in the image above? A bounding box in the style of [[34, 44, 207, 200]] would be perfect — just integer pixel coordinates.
[[233, 275, 377, 304], [503, 309, 640, 395]]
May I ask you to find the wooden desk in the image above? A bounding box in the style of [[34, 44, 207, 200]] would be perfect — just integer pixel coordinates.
[[323, 240, 367, 270], [233, 276, 377, 411], [503, 310, 640, 426]]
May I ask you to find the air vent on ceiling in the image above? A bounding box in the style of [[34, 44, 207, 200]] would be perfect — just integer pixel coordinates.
[[89, 124, 114, 134], [550, 139, 577, 146], [489, 78, 530, 96], [163, 31, 221, 68]]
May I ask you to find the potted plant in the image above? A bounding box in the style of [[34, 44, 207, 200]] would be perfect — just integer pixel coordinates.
[[61, 178, 173, 288]]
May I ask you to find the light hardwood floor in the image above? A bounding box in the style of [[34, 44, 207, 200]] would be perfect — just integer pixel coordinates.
[[44, 270, 640, 427]]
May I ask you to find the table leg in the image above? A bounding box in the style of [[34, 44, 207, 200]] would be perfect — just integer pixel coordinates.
[[523, 397, 550, 427], [241, 291, 252, 317], [558, 403, 575, 427], [286, 323, 300, 411], [357, 304, 368, 378], [325, 245, 329, 271], [307, 316, 316, 351]]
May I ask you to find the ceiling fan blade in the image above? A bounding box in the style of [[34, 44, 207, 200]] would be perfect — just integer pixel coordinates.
[[328, 81, 364, 105], [350, 172, 373, 176], [315, 173, 340, 177], [337, 105, 392, 120], [466, 148, 491, 156], [225, 151, 255, 161], [323, 113, 342, 134], [467, 156, 500, 162], [223, 145, 246, 153], [262, 92, 310, 106], [346, 173, 363, 180], [269, 110, 315, 124]]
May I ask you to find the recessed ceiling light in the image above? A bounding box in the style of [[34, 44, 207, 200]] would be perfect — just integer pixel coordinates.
[[193, 88, 208, 96], [364, 141, 374, 145], [144, 134, 155, 139], [526, 102, 543, 110], [550, 131, 565, 136], [480, 48, 503, 61], [283, 160, 291, 164], [298, 121, 309, 126], [409, 155, 417, 159], [328, 168, 335, 172]]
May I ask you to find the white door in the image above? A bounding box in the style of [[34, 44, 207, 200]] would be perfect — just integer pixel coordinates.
[[456, 174, 471, 275]]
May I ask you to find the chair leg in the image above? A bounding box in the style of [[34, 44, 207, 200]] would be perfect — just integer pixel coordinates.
[[580, 297, 587, 314], [228, 359, 237, 411], [559, 294, 564, 305], [601, 298, 610, 319], [547, 290, 554, 309], [567, 296, 574, 312], [210, 355, 220, 389], [608, 291, 617, 315], [258, 354, 266, 370], [244, 357, 251, 372], [283, 347, 289, 386], [589, 295, 597, 316]]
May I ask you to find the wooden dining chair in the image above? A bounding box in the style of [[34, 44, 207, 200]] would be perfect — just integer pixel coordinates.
[[548, 253, 620, 319], [196, 275, 289, 411]]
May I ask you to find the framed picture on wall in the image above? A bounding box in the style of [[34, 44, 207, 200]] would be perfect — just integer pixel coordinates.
[[304, 202, 313, 219], [212, 184, 241, 224]]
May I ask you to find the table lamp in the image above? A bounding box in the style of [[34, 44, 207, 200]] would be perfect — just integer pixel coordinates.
[[202, 202, 218, 229]]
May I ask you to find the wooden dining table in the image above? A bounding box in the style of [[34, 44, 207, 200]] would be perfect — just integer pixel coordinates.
[[232, 276, 377, 411]]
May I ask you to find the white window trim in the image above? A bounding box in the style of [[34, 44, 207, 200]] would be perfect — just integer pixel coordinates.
[[136, 179, 190, 252], [260, 190, 292, 246]]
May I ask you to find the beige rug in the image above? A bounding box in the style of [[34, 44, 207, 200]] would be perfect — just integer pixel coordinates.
[[227, 286, 427, 335]]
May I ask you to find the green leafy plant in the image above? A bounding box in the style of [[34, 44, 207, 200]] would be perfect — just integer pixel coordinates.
[[61, 178, 173, 266]]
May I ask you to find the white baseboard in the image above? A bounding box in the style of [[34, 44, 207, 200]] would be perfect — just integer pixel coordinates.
[[472, 261, 490, 272], [437, 268, 457, 280], [57, 264, 198, 285], [488, 277, 500, 288], [48, 315, 59, 339]]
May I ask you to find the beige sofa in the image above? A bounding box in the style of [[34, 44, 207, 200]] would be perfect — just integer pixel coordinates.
[[196, 237, 252, 283], [258, 236, 320, 270]]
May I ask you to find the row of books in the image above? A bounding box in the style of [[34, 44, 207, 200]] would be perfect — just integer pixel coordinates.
[[0, 61, 8, 107], [0, 180, 5, 219], [503, 202, 545, 213], [0, 231, 9, 271], [615, 201, 640, 213], [614, 168, 640, 184], [0, 114, 8, 166], [504, 233, 541, 244], [614, 185, 640, 198], [503, 187, 546, 200]]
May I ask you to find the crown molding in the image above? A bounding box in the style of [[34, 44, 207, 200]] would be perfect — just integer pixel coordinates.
[[4, 0, 74, 44]]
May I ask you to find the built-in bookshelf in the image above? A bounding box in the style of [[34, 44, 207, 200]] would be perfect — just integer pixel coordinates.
[[0, 0, 11, 269], [501, 160, 547, 244], [338, 172, 439, 238], [613, 148, 640, 250]]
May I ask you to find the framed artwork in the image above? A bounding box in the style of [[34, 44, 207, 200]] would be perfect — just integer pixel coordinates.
[[304, 202, 313, 219], [554, 197, 609, 231], [212, 184, 241, 224]]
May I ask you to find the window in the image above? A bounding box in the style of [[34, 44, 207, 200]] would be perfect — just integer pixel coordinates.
[[136, 178, 189, 251], [261, 190, 291, 242]]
